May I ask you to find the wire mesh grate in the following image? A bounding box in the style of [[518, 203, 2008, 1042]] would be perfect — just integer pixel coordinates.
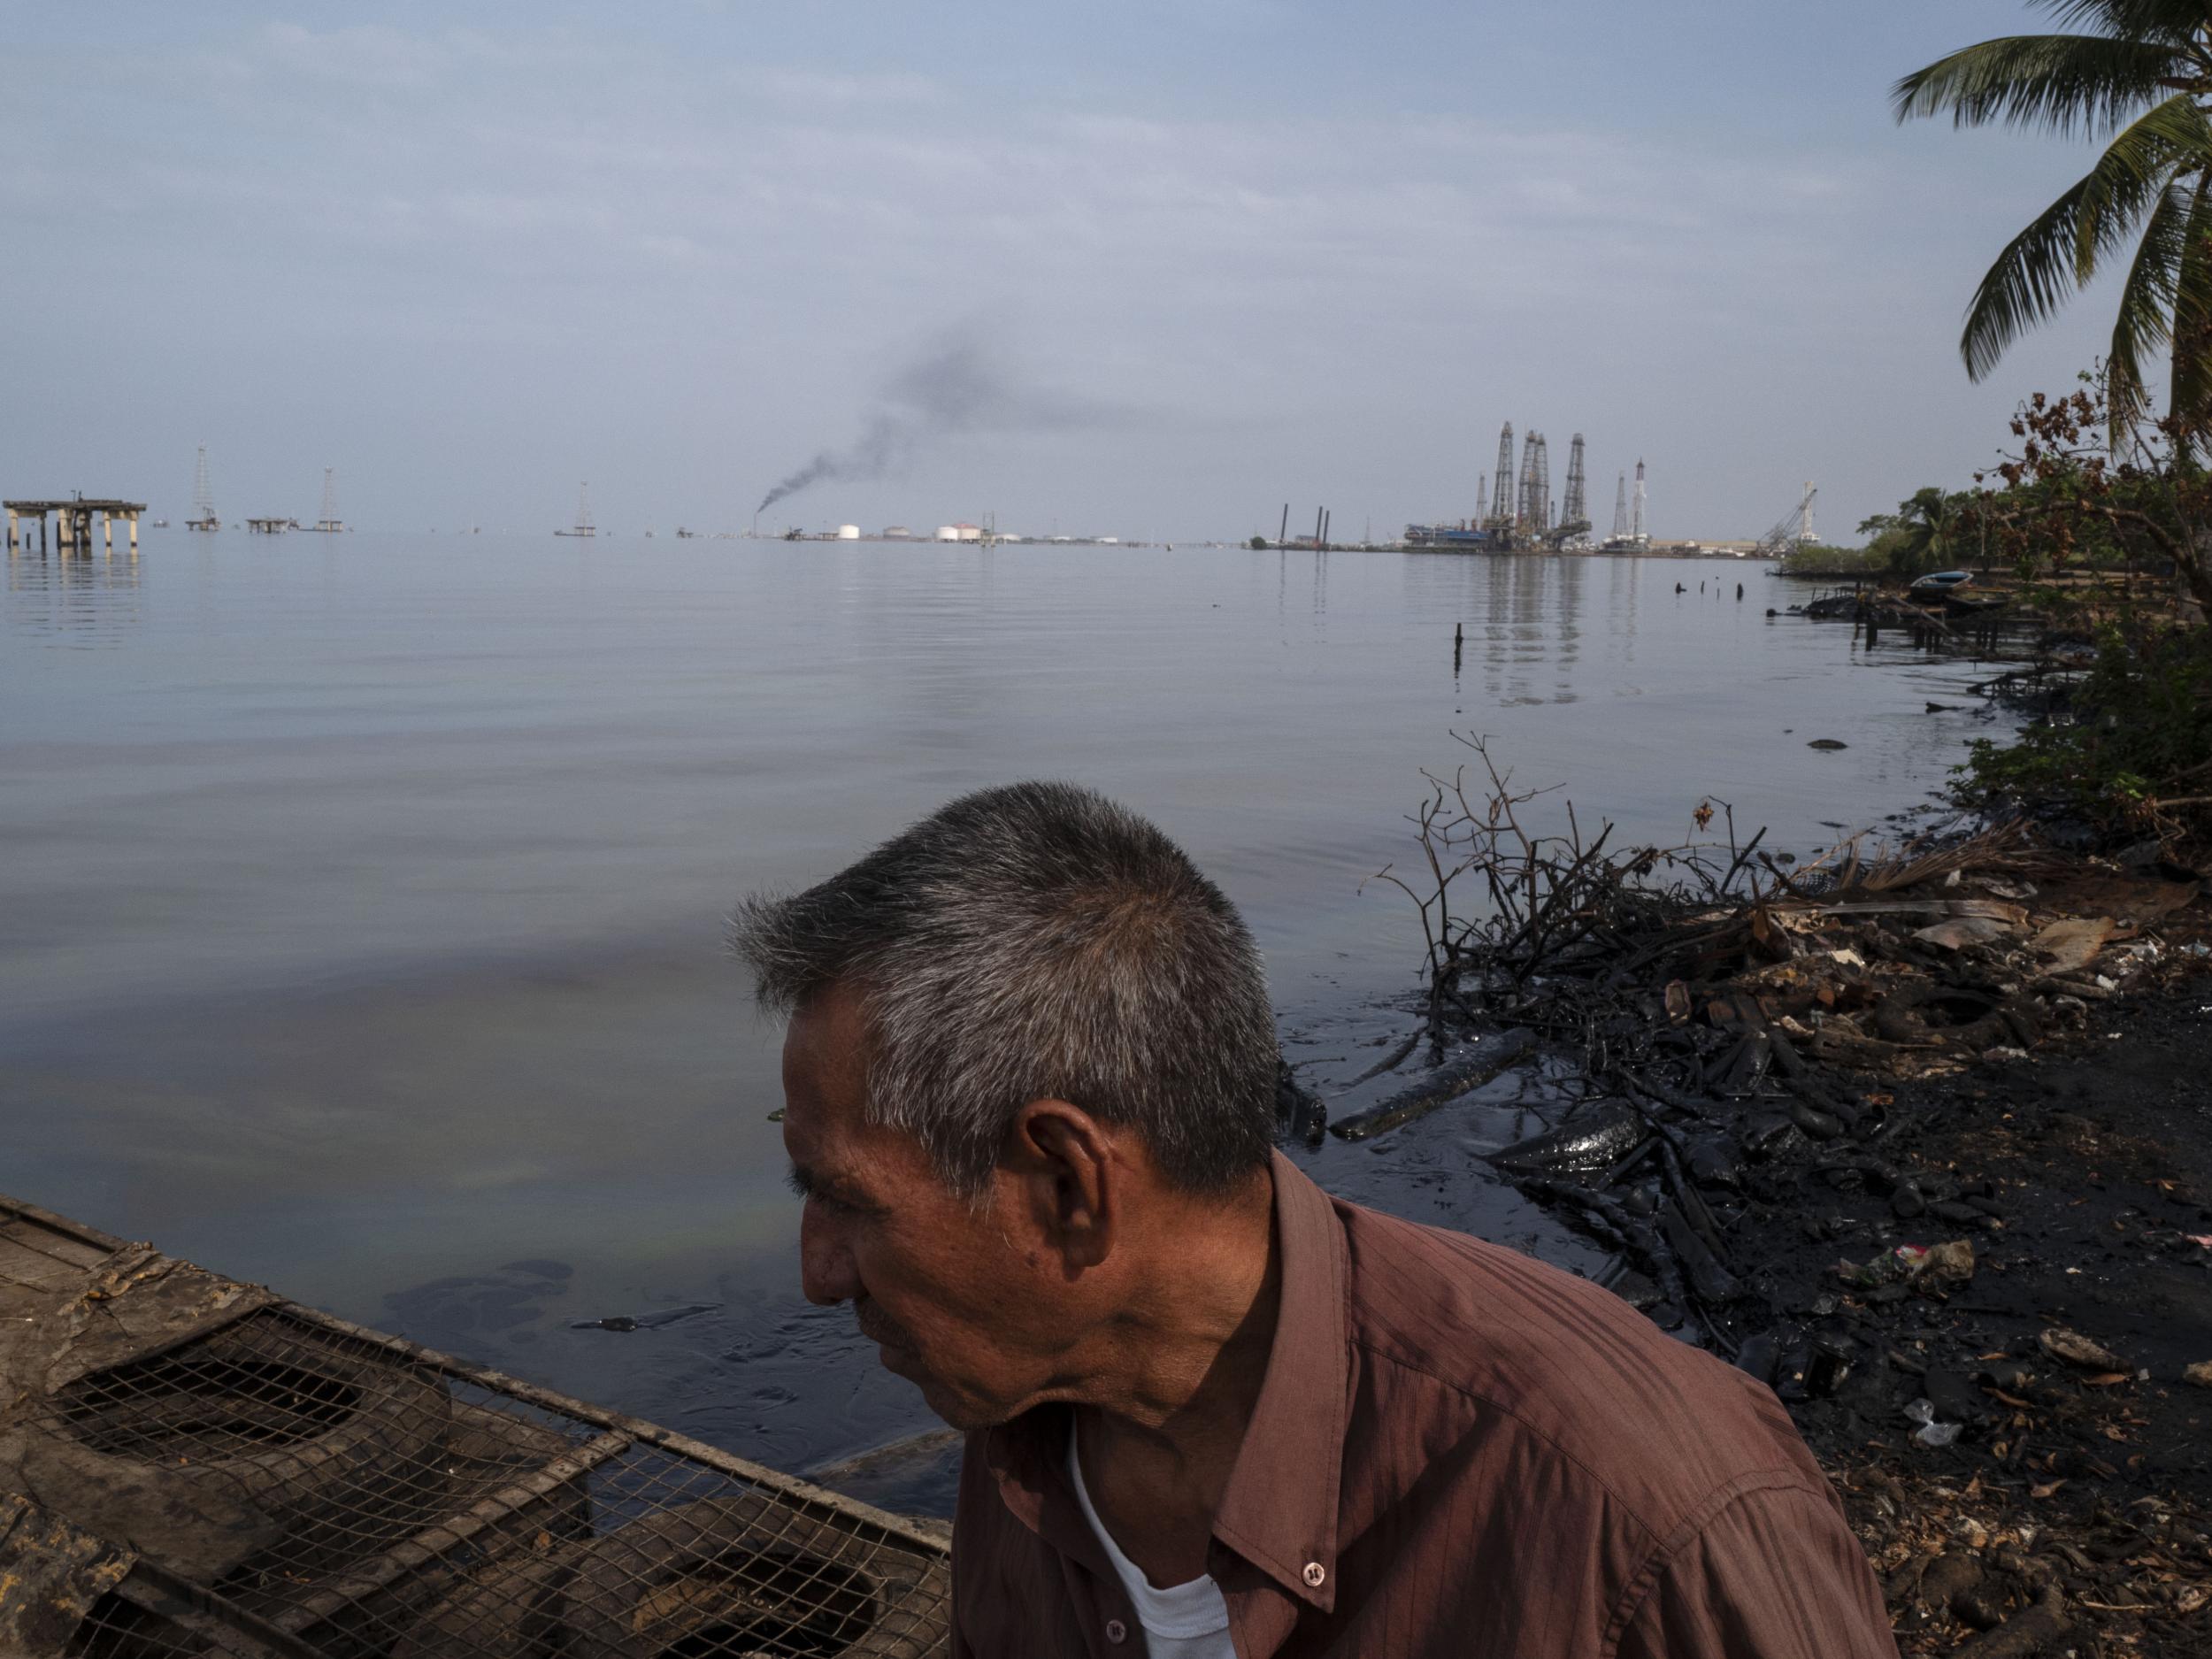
[[26, 1309, 950, 1659]]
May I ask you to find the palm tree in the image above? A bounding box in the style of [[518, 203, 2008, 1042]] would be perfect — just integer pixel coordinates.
[[1887, 488, 1959, 576], [1894, 3, 2212, 442]]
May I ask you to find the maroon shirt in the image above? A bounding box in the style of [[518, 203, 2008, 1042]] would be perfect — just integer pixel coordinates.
[[951, 1153, 1895, 1657]]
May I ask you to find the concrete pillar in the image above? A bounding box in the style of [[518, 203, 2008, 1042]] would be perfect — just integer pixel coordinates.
[[5, 510, 15, 552], [128, 513, 138, 552], [103, 512, 113, 552]]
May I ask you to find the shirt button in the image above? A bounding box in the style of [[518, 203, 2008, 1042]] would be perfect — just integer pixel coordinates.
[[1302, 1562, 1327, 1588], [1105, 1617, 1128, 1643]]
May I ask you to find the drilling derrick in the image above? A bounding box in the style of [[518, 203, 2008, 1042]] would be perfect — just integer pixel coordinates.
[[1514, 433, 1539, 535], [1489, 424, 1517, 529], [1551, 433, 1589, 546], [1632, 459, 1647, 541], [187, 443, 219, 531], [1528, 433, 1551, 536], [316, 468, 341, 532], [1611, 473, 1629, 540]]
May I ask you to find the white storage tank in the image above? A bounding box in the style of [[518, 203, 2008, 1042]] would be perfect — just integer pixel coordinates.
[[935, 526, 961, 541], [836, 524, 861, 541]]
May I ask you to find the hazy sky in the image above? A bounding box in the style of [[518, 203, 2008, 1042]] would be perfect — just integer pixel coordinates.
[[3, 3, 2134, 541]]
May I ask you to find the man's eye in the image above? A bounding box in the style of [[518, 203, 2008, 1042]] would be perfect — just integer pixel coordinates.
[[788, 1168, 867, 1216]]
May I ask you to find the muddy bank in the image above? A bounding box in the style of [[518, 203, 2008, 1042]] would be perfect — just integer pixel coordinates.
[[1785, 981, 2212, 1655], [1299, 741, 2212, 1654]]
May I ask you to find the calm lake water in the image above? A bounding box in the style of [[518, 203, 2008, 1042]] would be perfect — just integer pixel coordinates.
[[4, 532, 2001, 1513]]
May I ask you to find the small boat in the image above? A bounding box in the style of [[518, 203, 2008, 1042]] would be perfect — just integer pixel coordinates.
[[1909, 569, 1974, 594]]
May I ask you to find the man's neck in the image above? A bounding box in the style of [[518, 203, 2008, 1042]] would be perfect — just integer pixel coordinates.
[[1068, 1168, 1279, 1586]]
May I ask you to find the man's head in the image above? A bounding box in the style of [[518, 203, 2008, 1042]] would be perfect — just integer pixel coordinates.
[[731, 781, 1279, 1427]]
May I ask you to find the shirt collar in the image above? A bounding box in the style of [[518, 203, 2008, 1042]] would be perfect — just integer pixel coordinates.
[[979, 1149, 1350, 1614], [1210, 1150, 1348, 1611]]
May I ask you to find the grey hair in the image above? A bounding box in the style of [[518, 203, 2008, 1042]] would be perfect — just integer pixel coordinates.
[[730, 781, 1279, 1196]]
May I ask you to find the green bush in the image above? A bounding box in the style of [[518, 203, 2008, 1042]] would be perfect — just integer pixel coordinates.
[[1955, 626, 2212, 830], [1774, 543, 1887, 576]]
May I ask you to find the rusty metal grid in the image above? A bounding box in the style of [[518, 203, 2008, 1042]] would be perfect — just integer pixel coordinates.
[[25, 1305, 951, 1659]]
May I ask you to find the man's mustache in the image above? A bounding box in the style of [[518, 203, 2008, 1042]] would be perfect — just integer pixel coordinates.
[[855, 1301, 916, 1352]]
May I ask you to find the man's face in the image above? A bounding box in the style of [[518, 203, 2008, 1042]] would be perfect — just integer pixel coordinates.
[[779, 981, 1074, 1430]]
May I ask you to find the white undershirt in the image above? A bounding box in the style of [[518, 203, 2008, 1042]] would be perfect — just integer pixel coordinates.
[[1066, 1422, 1236, 1659]]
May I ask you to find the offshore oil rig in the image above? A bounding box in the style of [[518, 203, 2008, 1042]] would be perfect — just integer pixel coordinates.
[[1406, 422, 1648, 552]]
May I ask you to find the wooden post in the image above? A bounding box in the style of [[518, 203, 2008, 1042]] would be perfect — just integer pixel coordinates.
[[1278, 503, 1288, 549], [4, 510, 14, 552]]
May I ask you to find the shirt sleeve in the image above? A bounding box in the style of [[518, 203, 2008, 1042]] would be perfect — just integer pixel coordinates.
[[1612, 1485, 1898, 1658]]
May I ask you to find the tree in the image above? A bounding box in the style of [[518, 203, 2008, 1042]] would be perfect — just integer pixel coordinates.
[[1886, 487, 1963, 576], [1894, 2, 2212, 442], [1987, 374, 2212, 614]]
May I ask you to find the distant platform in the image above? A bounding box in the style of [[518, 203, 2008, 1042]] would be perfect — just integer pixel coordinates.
[[6, 499, 150, 552], [4, 498, 146, 514]]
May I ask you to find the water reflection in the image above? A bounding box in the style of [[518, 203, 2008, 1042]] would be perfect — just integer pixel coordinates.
[[5, 545, 142, 645]]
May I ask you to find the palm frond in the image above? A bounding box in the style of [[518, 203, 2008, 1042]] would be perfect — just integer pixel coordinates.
[[1960, 95, 2211, 380], [2165, 169, 2212, 440], [1893, 34, 2182, 137], [2103, 175, 2191, 434], [2037, 1, 2212, 53]]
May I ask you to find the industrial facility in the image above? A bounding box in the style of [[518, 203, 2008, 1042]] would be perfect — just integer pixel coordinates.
[[1404, 422, 1823, 558], [1406, 423, 1622, 552]]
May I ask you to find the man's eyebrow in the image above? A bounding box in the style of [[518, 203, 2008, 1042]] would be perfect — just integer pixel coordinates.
[[786, 1162, 884, 1213]]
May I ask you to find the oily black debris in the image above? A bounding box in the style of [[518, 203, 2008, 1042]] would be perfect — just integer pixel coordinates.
[[1312, 741, 2212, 1655]]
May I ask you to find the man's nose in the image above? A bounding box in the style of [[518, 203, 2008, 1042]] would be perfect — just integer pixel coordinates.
[[798, 1203, 860, 1307]]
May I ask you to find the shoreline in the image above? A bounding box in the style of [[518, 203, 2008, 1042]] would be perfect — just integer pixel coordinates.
[[1317, 701, 2212, 1651]]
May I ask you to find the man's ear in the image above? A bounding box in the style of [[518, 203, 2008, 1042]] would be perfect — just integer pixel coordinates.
[[1009, 1100, 1116, 1274]]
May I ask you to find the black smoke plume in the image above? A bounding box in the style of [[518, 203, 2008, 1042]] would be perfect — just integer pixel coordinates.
[[757, 331, 1103, 517]]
